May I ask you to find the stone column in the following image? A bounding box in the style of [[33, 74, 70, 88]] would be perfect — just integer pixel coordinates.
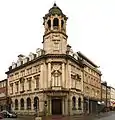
[[59, 19, 61, 31], [40, 64, 43, 89], [48, 62, 51, 88], [62, 63, 65, 88], [31, 98, 34, 112], [51, 18, 53, 30]]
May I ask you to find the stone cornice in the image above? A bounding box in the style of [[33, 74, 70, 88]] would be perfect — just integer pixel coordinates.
[[77, 51, 98, 68], [5, 54, 83, 75]]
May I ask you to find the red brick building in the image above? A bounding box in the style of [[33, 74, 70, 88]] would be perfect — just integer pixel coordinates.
[[0, 79, 7, 111]]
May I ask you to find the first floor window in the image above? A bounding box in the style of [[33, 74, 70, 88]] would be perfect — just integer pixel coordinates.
[[27, 77, 32, 90], [34, 75, 39, 89], [15, 82, 19, 93], [10, 83, 13, 94]]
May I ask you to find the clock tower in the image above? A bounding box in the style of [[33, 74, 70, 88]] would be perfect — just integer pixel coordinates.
[[43, 3, 68, 54]]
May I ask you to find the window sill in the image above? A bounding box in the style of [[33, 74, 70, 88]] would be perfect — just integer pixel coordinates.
[[27, 89, 31, 91], [78, 108, 82, 110], [72, 107, 77, 110], [20, 90, 25, 93], [34, 88, 39, 90]]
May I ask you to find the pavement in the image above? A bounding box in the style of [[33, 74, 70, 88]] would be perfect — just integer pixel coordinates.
[[2, 111, 115, 120]]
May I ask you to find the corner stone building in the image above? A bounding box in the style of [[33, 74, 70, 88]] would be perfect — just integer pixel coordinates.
[[5, 4, 84, 116]]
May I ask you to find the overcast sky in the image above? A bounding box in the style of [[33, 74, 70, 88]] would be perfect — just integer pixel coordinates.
[[0, 0, 115, 87]]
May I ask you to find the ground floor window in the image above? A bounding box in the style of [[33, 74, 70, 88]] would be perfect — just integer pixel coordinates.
[[34, 97, 39, 110], [72, 96, 76, 109], [20, 98, 24, 110], [27, 97, 31, 110], [15, 99, 18, 110], [78, 97, 82, 110]]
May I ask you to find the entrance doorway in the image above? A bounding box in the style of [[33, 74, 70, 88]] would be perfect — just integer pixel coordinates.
[[52, 98, 62, 115]]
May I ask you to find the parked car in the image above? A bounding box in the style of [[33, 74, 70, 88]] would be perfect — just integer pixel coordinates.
[[0, 110, 17, 118], [0, 113, 3, 119]]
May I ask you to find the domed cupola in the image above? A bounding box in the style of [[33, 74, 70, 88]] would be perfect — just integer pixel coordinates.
[[43, 3, 68, 34], [42, 3, 68, 55], [44, 3, 67, 20]]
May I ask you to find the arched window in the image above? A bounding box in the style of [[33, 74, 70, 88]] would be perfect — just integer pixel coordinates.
[[78, 97, 81, 110], [61, 20, 64, 28], [20, 98, 24, 110], [27, 97, 31, 110], [47, 20, 51, 28], [15, 99, 18, 110], [72, 96, 76, 109], [34, 97, 39, 110], [53, 18, 59, 27]]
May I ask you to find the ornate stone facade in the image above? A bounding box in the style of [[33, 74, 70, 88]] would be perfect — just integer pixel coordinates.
[[5, 3, 101, 116]]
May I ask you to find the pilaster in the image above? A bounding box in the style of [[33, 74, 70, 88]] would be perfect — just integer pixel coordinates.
[[62, 63, 65, 88], [48, 62, 51, 88], [40, 64, 43, 89], [68, 64, 71, 88], [44, 62, 47, 89]]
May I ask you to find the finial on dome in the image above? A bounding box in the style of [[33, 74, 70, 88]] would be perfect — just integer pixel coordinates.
[[53, 1, 57, 7]]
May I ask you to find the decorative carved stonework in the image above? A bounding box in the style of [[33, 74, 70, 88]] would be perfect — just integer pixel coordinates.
[[52, 64, 61, 71], [51, 64, 62, 87], [52, 34, 60, 39]]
